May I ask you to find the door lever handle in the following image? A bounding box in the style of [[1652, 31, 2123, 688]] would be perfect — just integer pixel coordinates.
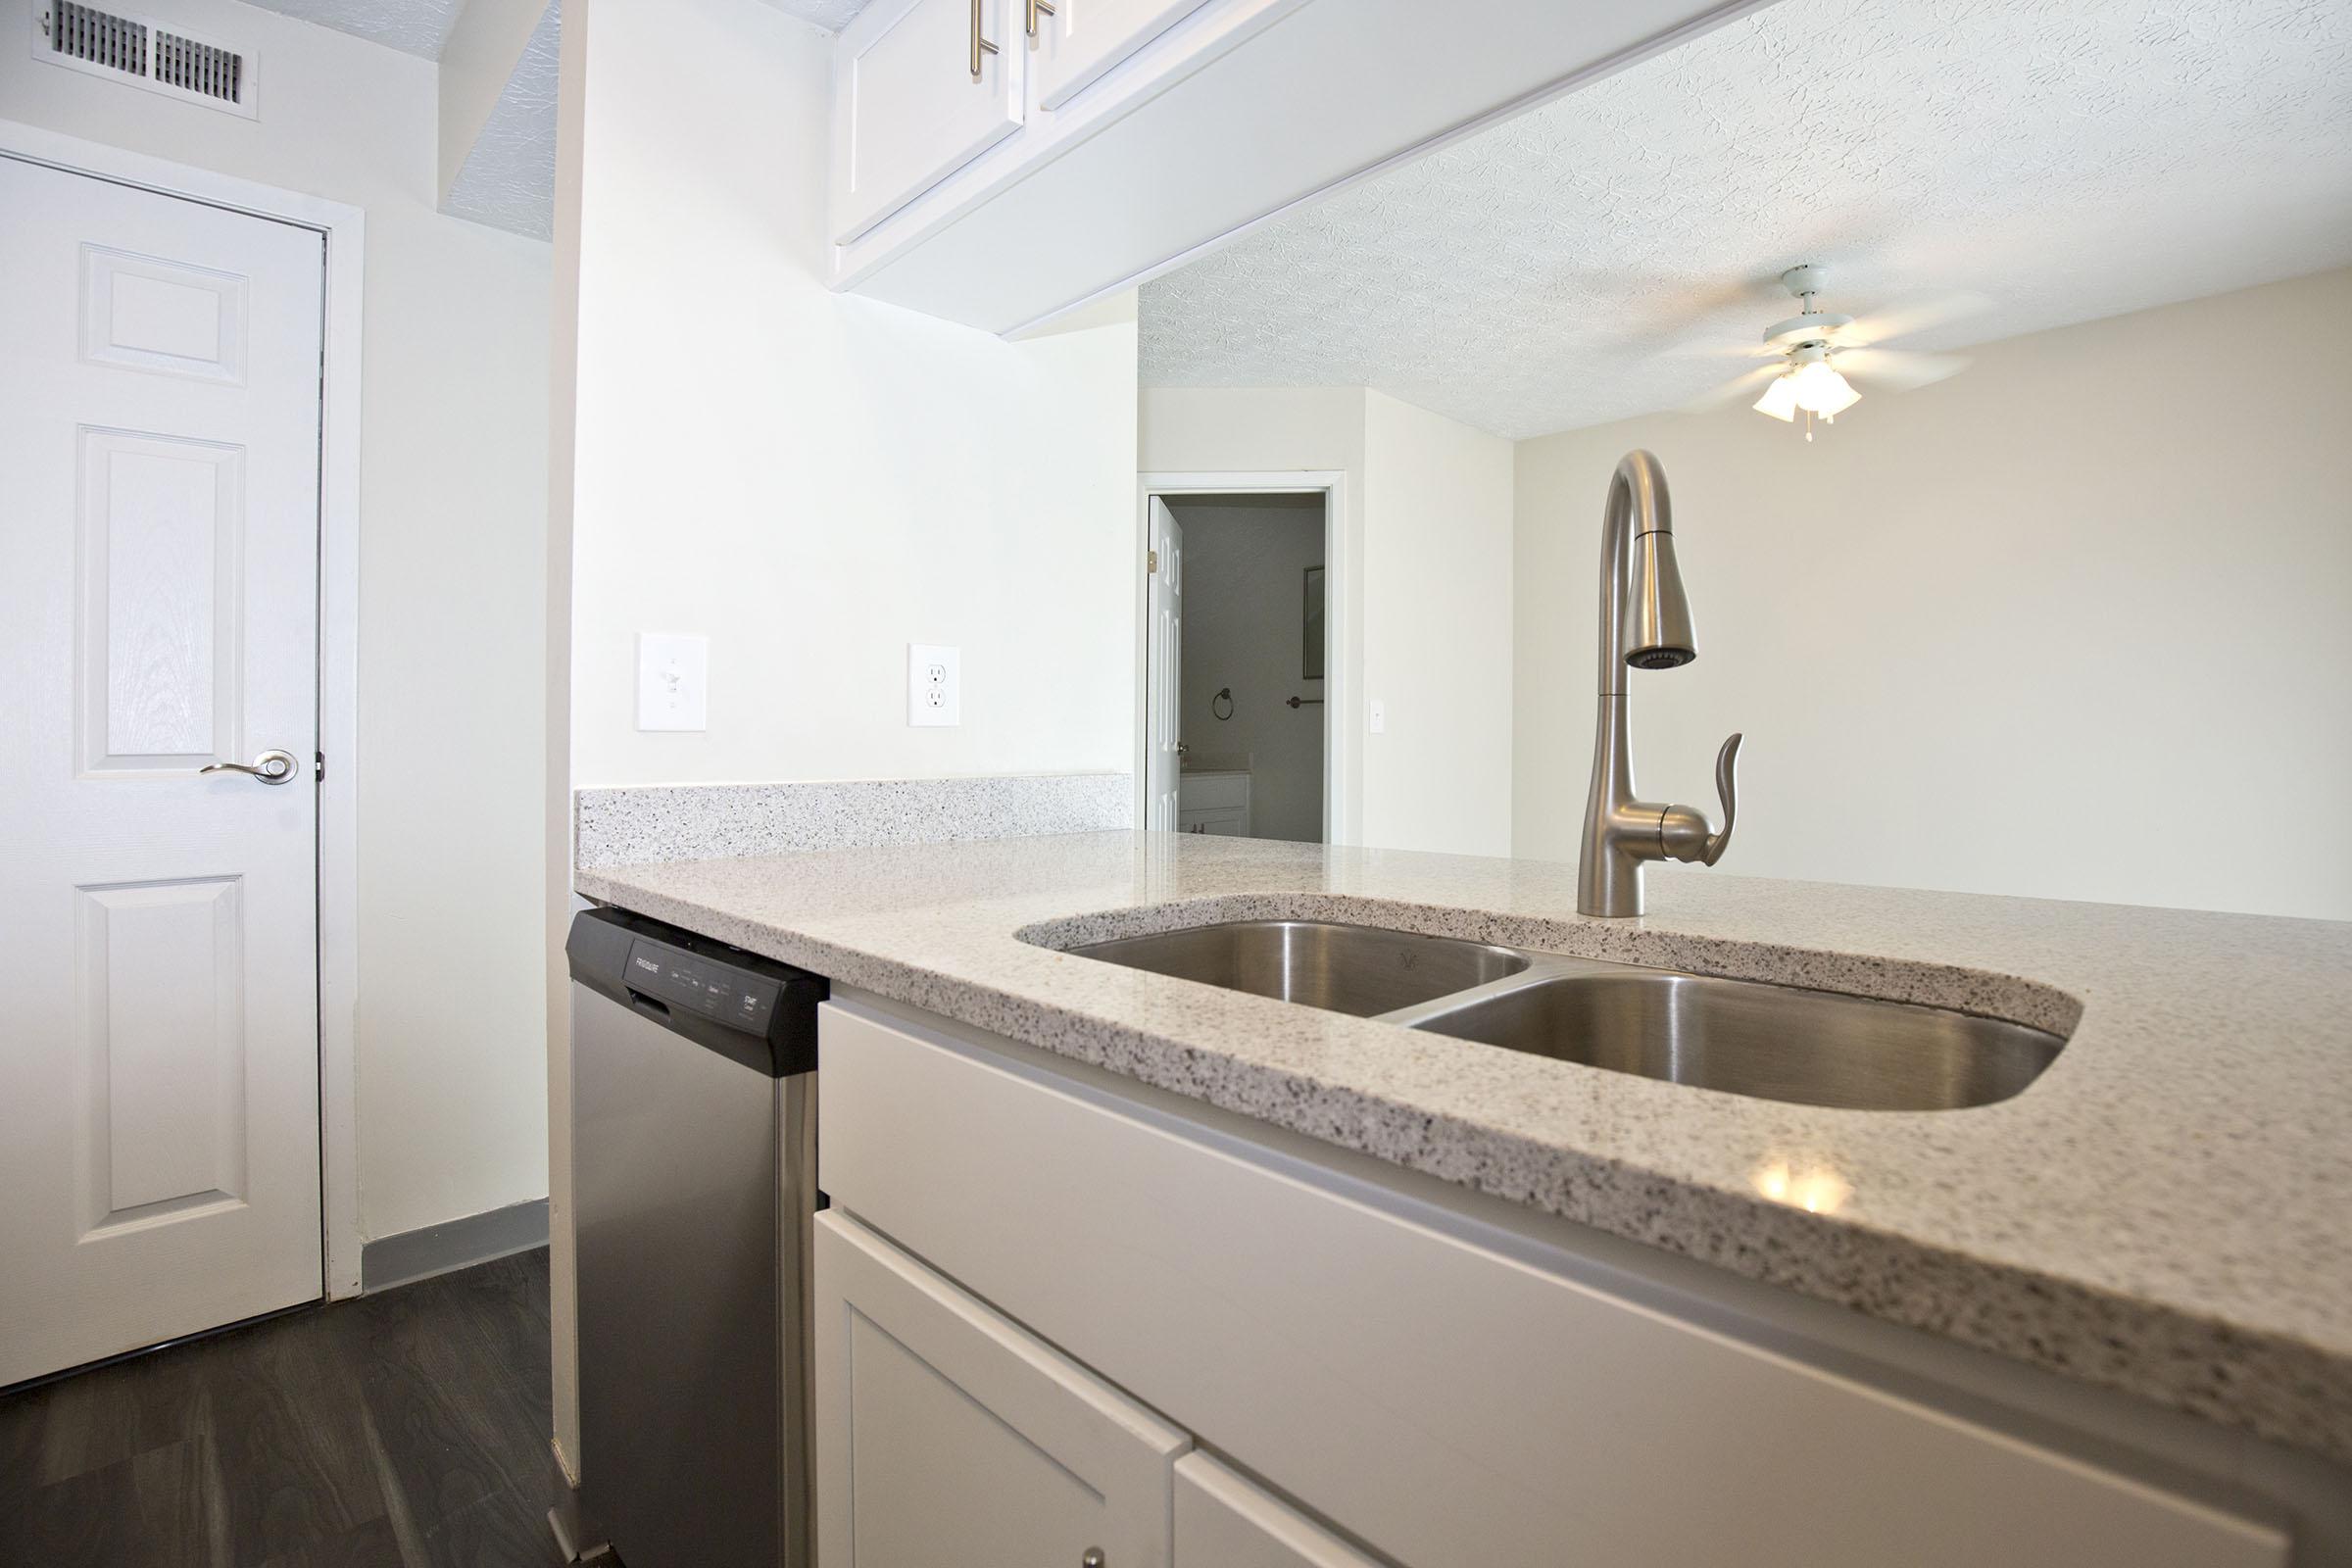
[[200, 749, 301, 786]]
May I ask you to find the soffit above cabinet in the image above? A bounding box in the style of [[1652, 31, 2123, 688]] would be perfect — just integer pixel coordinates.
[[1138, 0, 2352, 440], [233, 0, 876, 241], [238, 0, 872, 56]]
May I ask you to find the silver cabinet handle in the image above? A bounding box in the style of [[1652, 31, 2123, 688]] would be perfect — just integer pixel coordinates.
[[1027, 0, 1054, 37], [200, 749, 301, 786], [1081, 1552, 1104, 1568], [970, 0, 998, 78]]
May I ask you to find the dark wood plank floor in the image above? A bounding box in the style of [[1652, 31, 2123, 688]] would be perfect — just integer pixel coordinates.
[[0, 1250, 569, 1568]]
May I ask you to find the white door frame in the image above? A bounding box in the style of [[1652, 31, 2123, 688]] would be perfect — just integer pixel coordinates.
[[1, 120, 368, 1301], [1135, 472, 1350, 845]]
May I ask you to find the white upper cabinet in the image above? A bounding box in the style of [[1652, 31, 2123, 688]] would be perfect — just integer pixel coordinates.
[[1029, 0, 1216, 109], [831, 0, 1026, 243], [828, 0, 1803, 335]]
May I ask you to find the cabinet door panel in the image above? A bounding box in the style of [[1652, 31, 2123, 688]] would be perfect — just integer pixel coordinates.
[[833, 0, 1025, 242], [819, 1000, 2295, 1568], [1175, 1454, 1381, 1568], [813, 1211, 1188, 1567], [1030, 0, 1214, 109]]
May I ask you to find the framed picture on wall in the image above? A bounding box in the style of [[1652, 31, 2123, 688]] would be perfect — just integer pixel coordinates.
[[1303, 566, 1326, 680]]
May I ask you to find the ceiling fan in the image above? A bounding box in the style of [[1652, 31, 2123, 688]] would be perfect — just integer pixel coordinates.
[[1689, 266, 1984, 438]]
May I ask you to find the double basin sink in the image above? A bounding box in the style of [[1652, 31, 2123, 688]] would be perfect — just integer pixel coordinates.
[[1064, 920, 2063, 1112]]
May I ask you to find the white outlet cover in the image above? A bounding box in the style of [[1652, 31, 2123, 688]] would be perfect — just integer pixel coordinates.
[[637, 632, 709, 732], [907, 643, 960, 727]]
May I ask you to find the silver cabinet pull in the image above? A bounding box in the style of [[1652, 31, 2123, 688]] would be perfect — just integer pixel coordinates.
[[970, 0, 998, 78], [200, 748, 300, 786], [1081, 1552, 1104, 1568], [1027, 0, 1054, 37]]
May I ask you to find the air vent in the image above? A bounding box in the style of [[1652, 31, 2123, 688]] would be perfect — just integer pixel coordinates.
[[33, 4, 257, 120]]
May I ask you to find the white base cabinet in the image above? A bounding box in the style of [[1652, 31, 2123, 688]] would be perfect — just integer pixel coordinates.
[[1175, 1454, 1382, 1568], [813, 1210, 1189, 1567], [815, 994, 2343, 1566]]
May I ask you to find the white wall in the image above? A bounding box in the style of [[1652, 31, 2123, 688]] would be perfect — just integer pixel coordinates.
[[549, 0, 1142, 1470], [1361, 390, 1515, 856], [1514, 268, 2352, 920], [2, 0, 553, 1242], [1170, 499, 1326, 842], [563, 0, 1139, 790], [1140, 386, 1514, 855]]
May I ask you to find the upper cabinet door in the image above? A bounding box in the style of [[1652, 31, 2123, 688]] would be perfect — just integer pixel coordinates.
[[1028, 0, 1215, 110], [832, 0, 1026, 244]]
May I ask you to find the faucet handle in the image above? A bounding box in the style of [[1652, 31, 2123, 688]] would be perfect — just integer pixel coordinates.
[[1700, 732, 1741, 865]]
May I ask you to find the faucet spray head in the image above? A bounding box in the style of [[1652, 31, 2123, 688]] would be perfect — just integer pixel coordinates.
[[1626, 528, 1696, 669]]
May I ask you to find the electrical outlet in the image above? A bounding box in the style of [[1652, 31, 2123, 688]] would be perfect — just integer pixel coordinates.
[[636, 633, 709, 731], [907, 644, 960, 727]]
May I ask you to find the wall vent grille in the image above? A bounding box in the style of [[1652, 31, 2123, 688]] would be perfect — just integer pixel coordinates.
[[34, 4, 257, 119]]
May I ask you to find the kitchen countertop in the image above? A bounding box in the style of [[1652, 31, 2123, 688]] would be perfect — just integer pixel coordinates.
[[574, 830, 2352, 1466]]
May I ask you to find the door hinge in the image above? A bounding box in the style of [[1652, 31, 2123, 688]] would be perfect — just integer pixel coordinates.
[[315, 751, 326, 782], [1149, 549, 1159, 573]]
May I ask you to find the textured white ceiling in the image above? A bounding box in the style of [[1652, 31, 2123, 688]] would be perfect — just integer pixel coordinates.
[[441, 0, 560, 239], [764, 0, 875, 30], [237, 0, 465, 59], [1141, 0, 2352, 440]]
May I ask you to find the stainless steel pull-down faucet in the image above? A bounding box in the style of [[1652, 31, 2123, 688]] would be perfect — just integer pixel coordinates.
[[1578, 450, 1742, 917]]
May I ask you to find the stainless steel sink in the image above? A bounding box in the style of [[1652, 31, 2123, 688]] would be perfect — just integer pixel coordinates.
[[1395, 969, 2063, 1112], [1058, 917, 2066, 1110], [1066, 920, 1532, 1017]]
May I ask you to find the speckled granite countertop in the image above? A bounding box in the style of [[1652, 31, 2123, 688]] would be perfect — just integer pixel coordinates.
[[574, 830, 2352, 1466]]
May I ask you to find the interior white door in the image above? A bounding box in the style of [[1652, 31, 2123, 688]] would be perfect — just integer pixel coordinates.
[[1146, 497, 1183, 830], [0, 154, 326, 1384]]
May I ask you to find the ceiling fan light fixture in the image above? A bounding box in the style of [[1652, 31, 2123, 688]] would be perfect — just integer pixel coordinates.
[[1752, 372, 1799, 421], [1788, 358, 1861, 416]]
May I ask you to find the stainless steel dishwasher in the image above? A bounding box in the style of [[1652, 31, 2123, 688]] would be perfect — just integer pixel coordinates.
[[567, 907, 827, 1568]]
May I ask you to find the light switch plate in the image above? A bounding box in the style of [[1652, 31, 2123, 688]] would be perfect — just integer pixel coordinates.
[[637, 632, 709, 731], [1368, 698, 1387, 734], [908, 643, 960, 727]]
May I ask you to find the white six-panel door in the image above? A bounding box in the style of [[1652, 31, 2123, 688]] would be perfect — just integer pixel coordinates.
[[0, 155, 326, 1384]]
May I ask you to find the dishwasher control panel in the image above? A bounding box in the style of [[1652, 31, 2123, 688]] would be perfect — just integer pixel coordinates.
[[627, 937, 782, 1032]]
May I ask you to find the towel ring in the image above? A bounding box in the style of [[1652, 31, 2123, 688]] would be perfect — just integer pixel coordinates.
[[1211, 686, 1234, 720]]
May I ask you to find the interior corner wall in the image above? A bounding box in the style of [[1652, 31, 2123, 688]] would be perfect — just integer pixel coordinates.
[[1512, 267, 2352, 920], [1, 0, 554, 1241], [563, 0, 1140, 794], [1138, 385, 1514, 855], [552, 0, 1140, 1466], [1360, 390, 1514, 856]]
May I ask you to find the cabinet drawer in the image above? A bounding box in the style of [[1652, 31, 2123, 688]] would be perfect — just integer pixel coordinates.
[[1176, 1453, 1381, 1568], [813, 1210, 1189, 1567], [818, 999, 2292, 1568], [1030, 0, 1216, 110], [831, 0, 1025, 243]]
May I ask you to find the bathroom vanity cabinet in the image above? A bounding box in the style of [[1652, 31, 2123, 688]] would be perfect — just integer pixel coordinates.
[[813, 992, 2338, 1568]]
